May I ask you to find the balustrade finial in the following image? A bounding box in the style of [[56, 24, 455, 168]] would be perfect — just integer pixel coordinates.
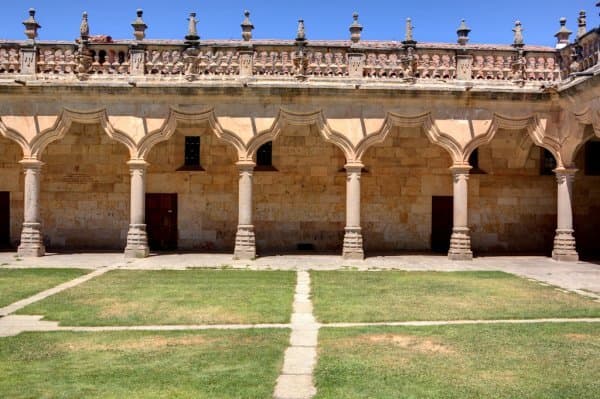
[[577, 10, 587, 39], [349, 12, 363, 44], [185, 12, 200, 42], [296, 19, 306, 42], [555, 17, 572, 48], [241, 10, 254, 41], [131, 9, 147, 41], [23, 8, 41, 41], [80, 11, 90, 41], [457, 19, 471, 45], [512, 20, 524, 47], [405, 18, 414, 42]]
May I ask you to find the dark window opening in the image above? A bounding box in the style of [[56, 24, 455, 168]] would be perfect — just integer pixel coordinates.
[[585, 141, 600, 176], [469, 149, 486, 174], [541, 148, 557, 176], [118, 51, 126, 64], [255, 141, 277, 171], [98, 50, 107, 65], [178, 136, 203, 171]]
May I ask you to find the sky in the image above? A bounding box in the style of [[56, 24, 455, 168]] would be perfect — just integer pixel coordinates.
[[0, 1, 598, 46]]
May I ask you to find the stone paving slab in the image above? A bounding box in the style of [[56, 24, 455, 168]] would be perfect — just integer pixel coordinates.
[[273, 375, 316, 399]]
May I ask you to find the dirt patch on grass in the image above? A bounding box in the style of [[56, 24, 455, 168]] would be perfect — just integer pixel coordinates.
[[336, 334, 455, 355], [59, 335, 214, 352], [565, 333, 592, 341]]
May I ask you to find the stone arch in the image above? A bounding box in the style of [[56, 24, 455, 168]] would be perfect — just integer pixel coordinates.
[[28, 108, 136, 160], [463, 113, 560, 167], [137, 108, 246, 161], [246, 109, 355, 163], [354, 112, 463, 164], [0, 118, 29, 158]]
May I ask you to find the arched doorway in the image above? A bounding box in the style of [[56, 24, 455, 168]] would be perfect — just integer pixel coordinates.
[[0, 136, 23, 249]]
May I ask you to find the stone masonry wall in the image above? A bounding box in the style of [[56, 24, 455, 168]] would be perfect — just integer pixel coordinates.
[[146, 127, 238, 251], [574, 139, 600, 258], [470, 129, 556, 254], [0, 137, 23, 245], [40, 124, 130, 250], [361, 127, 453, 252], [254, 125, 346, 252]]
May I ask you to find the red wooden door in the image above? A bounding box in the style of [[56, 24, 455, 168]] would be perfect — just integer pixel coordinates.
[[145, 193, 178, 251]]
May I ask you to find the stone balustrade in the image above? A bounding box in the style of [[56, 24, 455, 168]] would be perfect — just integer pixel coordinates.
[[0, 39, 574, 83]]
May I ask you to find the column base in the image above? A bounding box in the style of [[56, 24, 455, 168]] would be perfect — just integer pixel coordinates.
[[448, 227, 473, 261], [552, 229, 579, 262], [124, 224, 150, 258], [343, 227, 364, 260], [234, 225, 256, 260], [17, 222, 45, 257]]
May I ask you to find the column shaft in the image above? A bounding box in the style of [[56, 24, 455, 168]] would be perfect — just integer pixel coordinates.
[[343, 164, 364, 260], [552, 168, 579, 262], [234, 162, 256, 260], [17, 159, 45, 257], [448, 165, 473, 260], [124, 160, 149, 258]]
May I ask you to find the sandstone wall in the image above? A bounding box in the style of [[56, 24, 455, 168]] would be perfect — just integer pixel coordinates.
[[40, 124, 130, 250], [146, 127, 238, 251], [361, 127, 453, 252], [470, 129, 556, 254], [0, 137, 23, 245], [254, 125, 346, 252], [573, 139, 600, 258]]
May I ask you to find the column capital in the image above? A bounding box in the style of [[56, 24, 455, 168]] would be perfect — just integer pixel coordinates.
[[127, 159, 149, 170], [344, 162, 364, 173], [450, 164, 472, 175], [19, 159, 44, 169], [236, 160, 256, 172], [553, 167, 578, 176]]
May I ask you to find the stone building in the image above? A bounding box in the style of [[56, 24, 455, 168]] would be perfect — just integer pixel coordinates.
[[1, 7, 600, 261]]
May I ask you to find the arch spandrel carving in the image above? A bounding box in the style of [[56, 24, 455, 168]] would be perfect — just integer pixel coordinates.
[[245, 109, 356, 162], [137, 108, 247, 161]]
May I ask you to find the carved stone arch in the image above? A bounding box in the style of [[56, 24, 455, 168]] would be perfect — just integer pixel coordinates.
[[137, 108, 246, 160], [463, 113, 560, 167], [245, 109, 356, 162], [0, 118, 29, 158], [28, 108, 137, 159], [354, 112, 462, 164]]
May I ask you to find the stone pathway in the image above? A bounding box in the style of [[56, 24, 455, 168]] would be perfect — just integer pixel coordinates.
[[273, 270, 319, 399]]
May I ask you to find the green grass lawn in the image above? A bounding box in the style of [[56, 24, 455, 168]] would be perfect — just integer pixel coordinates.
[[0, 329, 288, 399], [315, 323, 600, 399], [0, 268, 88, 308], [18, 270, 296, 326], [311, 271, 600, 322]]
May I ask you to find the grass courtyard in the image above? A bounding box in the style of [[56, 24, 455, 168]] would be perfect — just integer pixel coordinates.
[[1, 266, 599, 398], [315, 323, 600, 399], [0, 329, 289, 399], [311, 270, 600, 322], [0, 268, 88, 308], [17, 269, 296, 326]]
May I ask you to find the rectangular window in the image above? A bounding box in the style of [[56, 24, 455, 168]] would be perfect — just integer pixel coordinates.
[[585, 141, 600, 175], [540, 148, 557, 176], [469, 149, 485, 174], [257, 142, 272, 167], [184, 136, 201, 167]]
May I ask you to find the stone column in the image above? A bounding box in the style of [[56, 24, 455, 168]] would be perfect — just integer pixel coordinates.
[[343, 163, 364, 260], [552, 168, 579, 262], [448, 165, 473, 260], [124, 160, 150, 258], [234, 161, 256, 260], [17, 159, 45, 257]]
